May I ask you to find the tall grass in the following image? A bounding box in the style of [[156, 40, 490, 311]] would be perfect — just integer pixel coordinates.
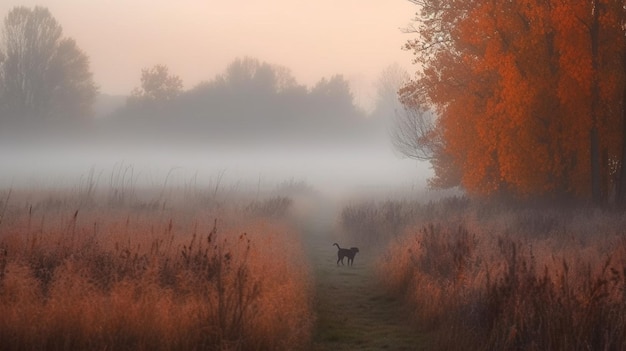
[[349, 198, 626, 350], [339, 196, 470, 246], [0, 189, 313, 350]]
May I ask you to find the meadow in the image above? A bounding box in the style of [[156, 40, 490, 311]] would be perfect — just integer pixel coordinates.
[[0, 184, 313, 351], [341, 197, 626, 350], [4, 176, 625, 351]]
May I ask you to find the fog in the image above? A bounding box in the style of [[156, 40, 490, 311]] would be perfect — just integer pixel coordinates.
[[0, 3, 432, 198], [0, 139, 430, 198], [0, 68, 431, 199]]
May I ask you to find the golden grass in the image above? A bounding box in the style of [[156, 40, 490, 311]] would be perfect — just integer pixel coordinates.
[[0, 189, 313, 351], [347, 198, 626, 351]]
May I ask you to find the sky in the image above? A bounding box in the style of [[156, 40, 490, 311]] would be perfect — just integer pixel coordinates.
[[0, 1, 418, 108]]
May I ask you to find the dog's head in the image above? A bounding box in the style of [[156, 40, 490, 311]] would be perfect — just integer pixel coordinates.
[[350, 247, 359, 253]]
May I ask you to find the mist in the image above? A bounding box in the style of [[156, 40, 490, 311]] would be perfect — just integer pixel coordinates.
[[0, 139, 428, 197], [0, 3, 430, 199], [0, 56, 429, 197]]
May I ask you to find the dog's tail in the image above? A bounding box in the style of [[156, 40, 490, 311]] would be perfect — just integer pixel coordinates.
[[333, 243, 341, 249]]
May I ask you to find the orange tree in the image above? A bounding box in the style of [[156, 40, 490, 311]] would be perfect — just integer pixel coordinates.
[[402, 0, 626, 201]]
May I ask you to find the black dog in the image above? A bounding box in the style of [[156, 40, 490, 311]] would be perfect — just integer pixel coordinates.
[[333, 243, 359, 266]]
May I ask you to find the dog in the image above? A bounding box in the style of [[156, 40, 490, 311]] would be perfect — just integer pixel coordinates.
[[333, 243, 359, 266]]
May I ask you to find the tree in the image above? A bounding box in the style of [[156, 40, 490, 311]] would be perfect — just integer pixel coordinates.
[[47, 38, 98, 119], [550, 0, 626, 203], [402, 0, 626, 201], [373, 63, 441, 161], [310, 74, 355, 113], [374, 64, 409, 114], [208, 57, 305, 125], [128, 64, 183, 109], [215, 57, 300, 97], [0, 6, 97, 122], [391, 104, 438, 161]]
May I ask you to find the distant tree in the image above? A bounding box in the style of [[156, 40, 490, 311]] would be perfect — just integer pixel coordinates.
[[372, 63, 409, 119], [209, 57, 307, 125], [310, 74, 355, 113], [111, 56, 369, 144], [47, 38, 98, 119], [220, 57, 299, 94], [372, 64, 415, 147], [0, 6, 97, 122], [391, 104, 438, 161], [127, 64, 183, 109]]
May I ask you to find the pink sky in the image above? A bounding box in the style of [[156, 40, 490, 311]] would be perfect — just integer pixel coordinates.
[[0, 1, 417, 107]]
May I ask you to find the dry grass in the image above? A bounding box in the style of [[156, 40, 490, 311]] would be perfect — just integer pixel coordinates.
[[339, 196, 470, 246], [0, 188, 313, 351], [347, 198, 626, 350]]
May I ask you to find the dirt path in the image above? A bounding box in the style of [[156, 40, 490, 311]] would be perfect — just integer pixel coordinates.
[[299, 203, 428, 351]]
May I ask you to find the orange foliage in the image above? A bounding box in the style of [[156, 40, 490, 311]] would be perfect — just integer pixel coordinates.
[[404, 0, 626, 199]]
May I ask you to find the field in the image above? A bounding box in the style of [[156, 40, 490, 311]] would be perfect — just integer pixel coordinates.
[[2, 183, 626, 350], [0, 186, 313, 350], [341, 198, 626, 350]]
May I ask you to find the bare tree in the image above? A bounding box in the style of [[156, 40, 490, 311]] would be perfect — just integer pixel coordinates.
[[0, 6, 97, 122], [373, 63, 409, 116], [371, 63, 410, 136], [391, 103, 439, 161]]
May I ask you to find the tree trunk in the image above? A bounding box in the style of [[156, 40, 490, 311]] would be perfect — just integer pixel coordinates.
[[617, 53, 626, 206], [590, 0, 602, 204], [591, 127, 602, 203], [618, 121, 626, 206]]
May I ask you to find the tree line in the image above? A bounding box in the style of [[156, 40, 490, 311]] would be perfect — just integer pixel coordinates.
[[0, 6, 97, 124], [0, 6, 377, 146], [397, 0, 626, 204], [109, 58, 372, 145]]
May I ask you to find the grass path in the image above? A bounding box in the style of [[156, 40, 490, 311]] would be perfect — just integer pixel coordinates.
[[299, 204, 428, 351]]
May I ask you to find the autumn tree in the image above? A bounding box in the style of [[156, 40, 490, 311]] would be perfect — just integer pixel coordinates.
[[0, 6, 97, 122], [128, 64, 183, 109], [402, 0, 626, 201]]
